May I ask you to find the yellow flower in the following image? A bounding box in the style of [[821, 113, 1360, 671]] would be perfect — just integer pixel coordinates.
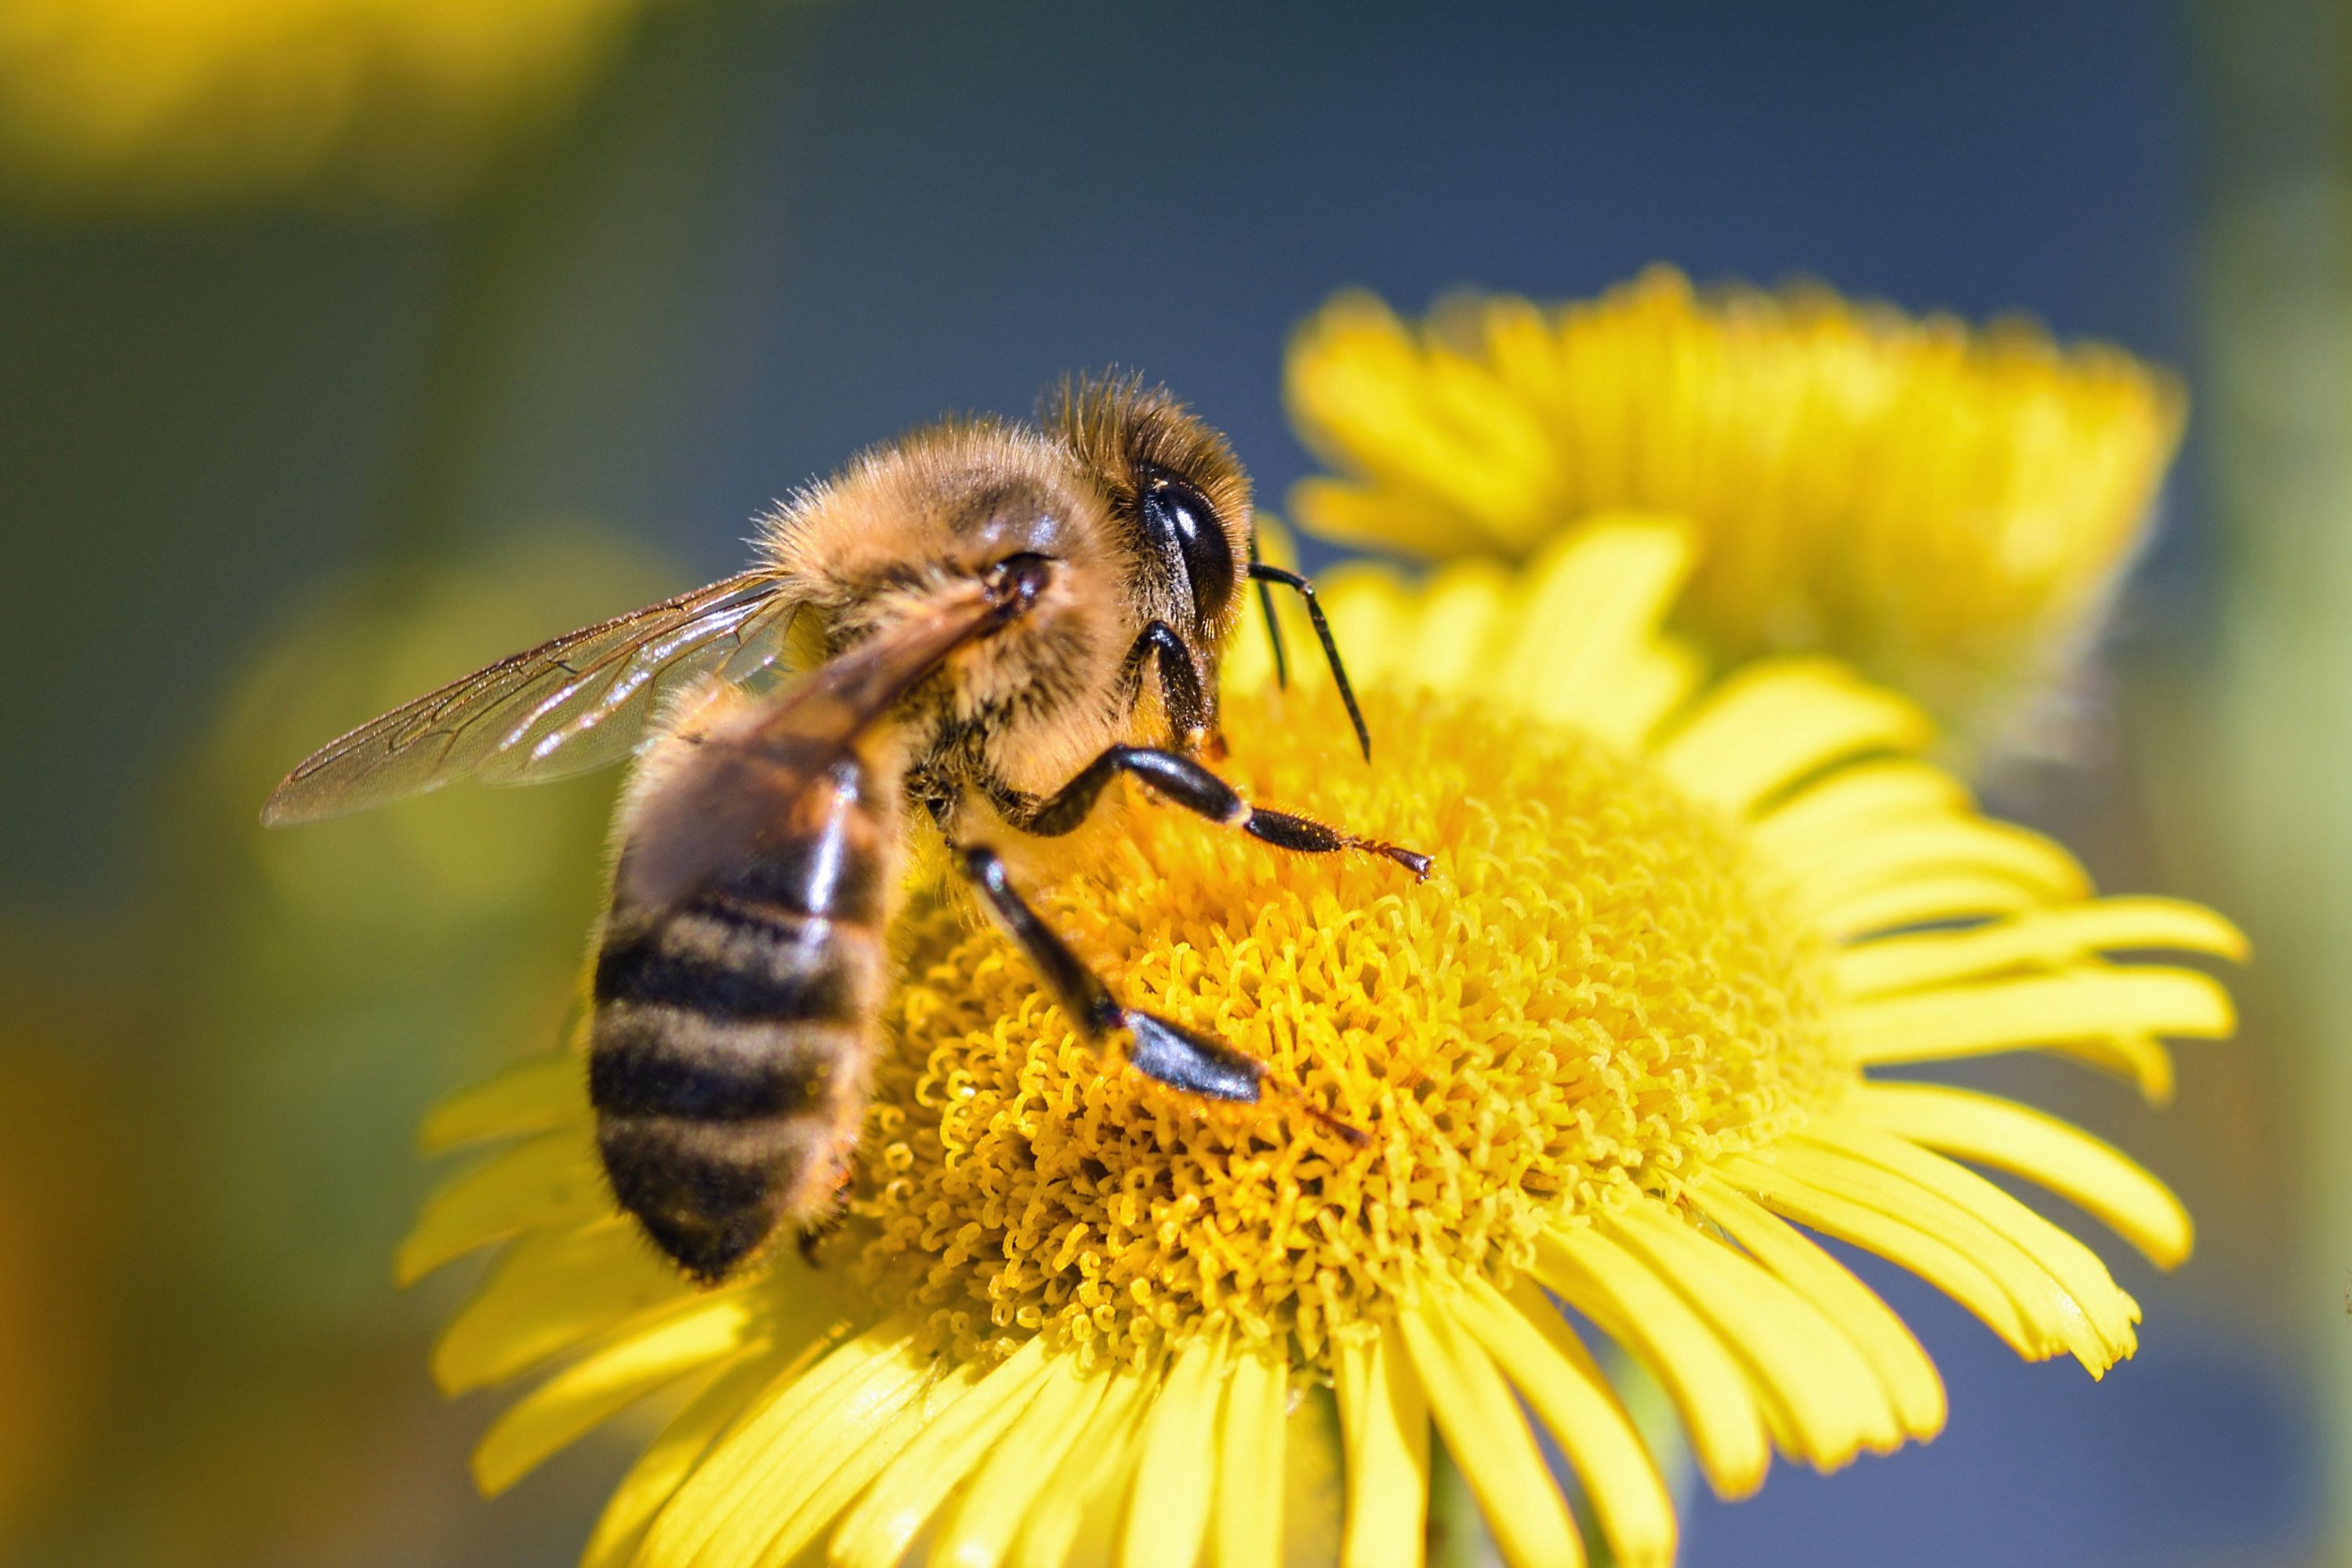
[[1286, 268, 2186, 742], [405, 519, 2238, 1568], [0, 0, 657, 209]]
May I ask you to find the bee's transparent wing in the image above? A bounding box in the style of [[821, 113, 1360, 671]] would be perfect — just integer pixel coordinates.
[[618, 580, 1005, 912], [262, 570, 803, 826]]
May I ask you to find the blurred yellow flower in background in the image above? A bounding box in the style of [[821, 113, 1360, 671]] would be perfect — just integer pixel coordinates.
[[74, 524, 680, 1563], [1286, 269, 2186, 747], [405, 518, 2237, 1568], [0, 942, 129, 1554], [0, 0, 662, 209]]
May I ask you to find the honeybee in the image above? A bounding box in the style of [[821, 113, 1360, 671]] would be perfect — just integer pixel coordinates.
[[264, 376, 1428, 1283]]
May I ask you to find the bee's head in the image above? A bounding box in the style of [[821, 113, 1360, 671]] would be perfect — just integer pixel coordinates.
[[1044, 372, 1252, 660], [1044, 372, 1373, 764]]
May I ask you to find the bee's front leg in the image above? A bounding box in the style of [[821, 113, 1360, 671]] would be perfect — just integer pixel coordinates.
[[990, 747, 1432, 880], [1117, 620, 1210, 753]]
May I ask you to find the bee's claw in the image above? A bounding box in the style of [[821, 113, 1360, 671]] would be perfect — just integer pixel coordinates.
[[1305, 1104, 1373, 1147]]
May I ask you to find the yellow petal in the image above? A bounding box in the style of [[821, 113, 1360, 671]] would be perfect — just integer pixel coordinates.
[[932, 1355, 1112, 1568], [1854, 1082, 2192, 1267], [1841, 967, 2235, 1066], [474, 1292, 763, 1496], [2045, 1030, 2176, 1104], [1794, 821, 2088, 919], [1798, 1123, 2142, 1367], [1334, 1323, 1431, 1568], [1577, 640, 1705, 753], [833, 1335, 1058, 1568], [1820, 872, 2041, 940], [1655, 659, 1931, 816], [728, 1363, 980, 1568], [1406, 559, 1515, 695], [1688, 1181, 1944, 1439], [1289, 292, 1570, 547], [419, 1052, 582, 1152], [1009, 1366, 1153, 1568], [1292, 323, 1559, 546], [1417, 352, 1566, 547], [638, 1315, 927, 1568], [1487, 517, 1695, 742], [1835, 898, 2249, 998], [583, 1342, 811, 1568], [1119, 1335, 1231, 1568], [1763, 1142, 2118, 1373], [432, 1221, 695, 1394], [1211, 1348, 1288, 1568], [395, 1128, 604, 1286], [1532, 1223, 1771, 1499], [1750, 760, 1973, 866], [1290, 478, 1490, 558], [1721, 1152, 2039, 1359], [1453, 1276, 1675, 1568], [1396, 1303, 1584, 1568], [1602, 1203, 1901, 1467]]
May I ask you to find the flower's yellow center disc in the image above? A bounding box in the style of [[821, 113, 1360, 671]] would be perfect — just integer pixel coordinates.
[[853, 686, 1835, 1370]]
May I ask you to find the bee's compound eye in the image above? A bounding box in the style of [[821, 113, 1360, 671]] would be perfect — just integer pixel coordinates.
[[1141, 473, 1236, 626]]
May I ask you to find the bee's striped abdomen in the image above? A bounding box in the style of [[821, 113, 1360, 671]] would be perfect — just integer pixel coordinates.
[[590, 766, 895, 1283]]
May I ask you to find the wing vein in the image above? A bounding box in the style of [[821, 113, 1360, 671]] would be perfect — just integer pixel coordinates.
[[261, 570, 804, 825]]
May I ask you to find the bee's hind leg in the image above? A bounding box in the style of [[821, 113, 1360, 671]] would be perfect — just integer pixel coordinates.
[[953, 844, 1263, 1102]]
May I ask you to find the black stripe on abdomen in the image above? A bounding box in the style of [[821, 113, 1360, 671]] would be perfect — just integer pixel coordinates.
[[592, 906, 858, 1022], [588, 898, 880, 1121], [590, 786, 895, 1280], [589, 1011, 855, 1120], [595, 1115, 831, 1283]]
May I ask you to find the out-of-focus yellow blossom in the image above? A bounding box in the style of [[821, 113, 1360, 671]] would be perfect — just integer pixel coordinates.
[[1287, 268, 2186, 743], [101, 523, 678, 1559], [402, 517, 2237, 1568], [0, 0, 660, 209], [0, 950, 126, 1552]]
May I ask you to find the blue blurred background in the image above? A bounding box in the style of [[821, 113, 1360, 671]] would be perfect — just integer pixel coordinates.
[[0, 2, 2332, 1563]]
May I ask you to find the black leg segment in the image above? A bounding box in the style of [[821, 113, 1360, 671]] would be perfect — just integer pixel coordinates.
[[994, 746, 1432, 880], [956, 844, 1265, 1103], [957, 844, 1122, 1036], [1124, 1013, 1266, 1102], [1121, 620, 1210, 751]]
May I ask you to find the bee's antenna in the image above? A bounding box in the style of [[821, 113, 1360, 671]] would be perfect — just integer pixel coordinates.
[[1248, 530, 1290, 690], [1247, 563, 1370, 761]]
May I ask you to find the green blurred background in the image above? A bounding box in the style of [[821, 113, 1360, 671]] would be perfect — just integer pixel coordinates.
[[0, 2, 2340, 1563]]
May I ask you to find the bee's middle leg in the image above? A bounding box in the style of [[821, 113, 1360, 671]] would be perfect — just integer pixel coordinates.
[[993, 746, 1432, 880], [953, 844, 1264, 1102]]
